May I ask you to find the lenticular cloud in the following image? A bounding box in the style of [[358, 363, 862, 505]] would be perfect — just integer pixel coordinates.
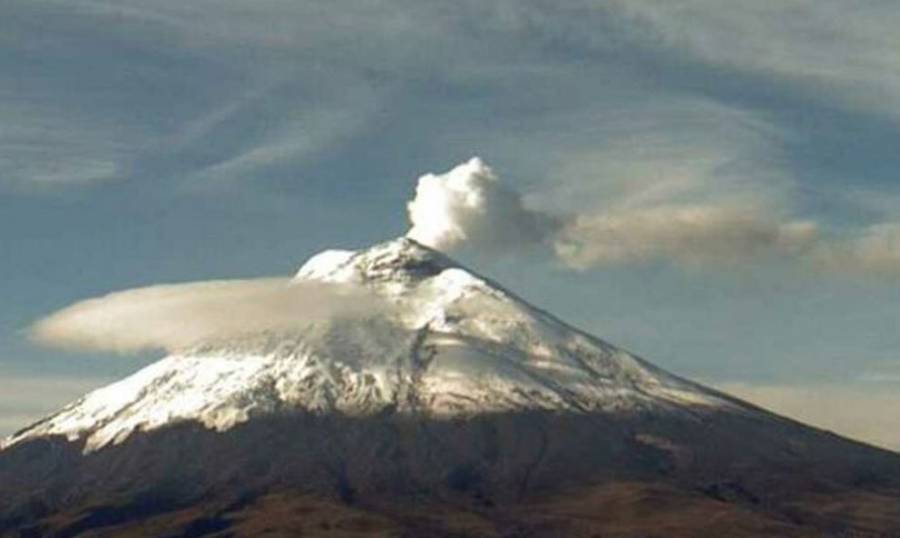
[[30, 278, 384, 354]]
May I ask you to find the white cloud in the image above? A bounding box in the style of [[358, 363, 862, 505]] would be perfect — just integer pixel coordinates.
[[31, 278, 387, 354], [406, 157, 560, 252]]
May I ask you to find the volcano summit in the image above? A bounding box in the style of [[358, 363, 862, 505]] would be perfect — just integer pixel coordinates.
[[3, 238, 900, 537]]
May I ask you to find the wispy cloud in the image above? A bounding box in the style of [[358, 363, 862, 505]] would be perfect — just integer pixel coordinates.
[[0, 102, 126, 188], [610, 0, 900, 117], [5, 0, 899, 211], [2, 1, 404, 192], [183, 85, 385, 190]]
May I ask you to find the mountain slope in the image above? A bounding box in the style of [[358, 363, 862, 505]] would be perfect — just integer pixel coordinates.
[[4, 238, 737, 453], [2, 238, 900, 537]]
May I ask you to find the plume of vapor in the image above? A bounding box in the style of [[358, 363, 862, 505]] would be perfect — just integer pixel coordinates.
[[556, 206, 819, 269], [405, 158, 900, 277], [406, 157, 559, 252], [31, 278, 387, 354], [406, 158, 821, 270]]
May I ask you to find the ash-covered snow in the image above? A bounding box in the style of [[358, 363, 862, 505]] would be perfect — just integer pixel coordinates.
[[3, 238, 739, 453]]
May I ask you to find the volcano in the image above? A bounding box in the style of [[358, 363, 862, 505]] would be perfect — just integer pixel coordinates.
[[3, 238, 900, 537]]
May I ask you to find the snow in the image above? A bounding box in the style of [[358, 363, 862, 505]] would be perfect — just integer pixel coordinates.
[[293, 249, 355, 281], [3, 237, 739, 453]]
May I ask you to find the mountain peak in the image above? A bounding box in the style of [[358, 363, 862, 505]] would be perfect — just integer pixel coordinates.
[[6, 243, 900, 538], [4, 237, 739, 453], [294, 236, 459, 287]]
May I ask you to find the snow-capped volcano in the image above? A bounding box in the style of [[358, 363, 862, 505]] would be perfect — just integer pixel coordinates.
[[6, 238, 900, 538], [4, 238, 736, 452]]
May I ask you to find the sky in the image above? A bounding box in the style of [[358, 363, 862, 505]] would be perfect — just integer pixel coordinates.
[[2, 1, 900, 449]]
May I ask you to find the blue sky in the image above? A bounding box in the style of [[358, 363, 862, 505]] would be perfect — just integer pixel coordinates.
[[3, 1, 900, 447]]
